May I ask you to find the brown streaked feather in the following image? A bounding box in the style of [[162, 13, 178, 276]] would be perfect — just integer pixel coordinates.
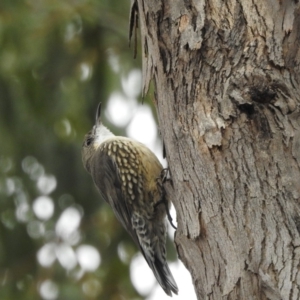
[[90, 143, 139, 246], [88, 137, 178, 295]]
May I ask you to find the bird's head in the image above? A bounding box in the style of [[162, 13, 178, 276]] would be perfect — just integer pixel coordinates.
[[82, 103, 114, 172]]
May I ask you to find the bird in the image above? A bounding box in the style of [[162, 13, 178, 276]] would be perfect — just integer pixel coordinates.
[[81, 103, 178, 296]]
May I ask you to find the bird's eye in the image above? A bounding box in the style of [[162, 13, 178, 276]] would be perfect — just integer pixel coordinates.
[[85, 137, 93, 146]]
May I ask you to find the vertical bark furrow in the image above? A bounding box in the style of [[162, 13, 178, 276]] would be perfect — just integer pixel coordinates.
[[134, 0, 300, 298]]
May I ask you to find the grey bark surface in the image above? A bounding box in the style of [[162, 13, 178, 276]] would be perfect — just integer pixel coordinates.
[[132, 0, 300, 299]]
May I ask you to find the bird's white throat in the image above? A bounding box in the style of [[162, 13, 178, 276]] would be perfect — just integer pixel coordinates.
[[93, 124, 115, 148]]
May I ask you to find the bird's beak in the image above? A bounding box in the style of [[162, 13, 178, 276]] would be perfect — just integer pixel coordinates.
[[95, 102, 102, 126]]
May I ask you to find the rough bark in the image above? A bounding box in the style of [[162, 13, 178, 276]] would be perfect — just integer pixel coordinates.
[[131, 0, 300, 299]]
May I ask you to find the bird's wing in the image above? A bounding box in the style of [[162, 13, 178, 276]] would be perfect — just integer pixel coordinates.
[[90, 142, 140, 245], [90, 140, 178, 296]]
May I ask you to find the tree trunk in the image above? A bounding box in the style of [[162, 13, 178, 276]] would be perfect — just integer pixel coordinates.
[[132, 0, 300, 299]]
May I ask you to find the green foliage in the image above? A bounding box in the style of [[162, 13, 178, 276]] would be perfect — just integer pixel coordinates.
[[0, 0, 152, 299]]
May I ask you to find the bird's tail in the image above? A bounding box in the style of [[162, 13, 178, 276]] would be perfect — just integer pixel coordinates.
[[150, 255, 178, 296], [139, 243, 178, 296], [132, 213, 178, 296]]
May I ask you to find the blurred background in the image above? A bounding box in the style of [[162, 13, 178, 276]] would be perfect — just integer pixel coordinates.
[[0, 0, 196, 299]]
